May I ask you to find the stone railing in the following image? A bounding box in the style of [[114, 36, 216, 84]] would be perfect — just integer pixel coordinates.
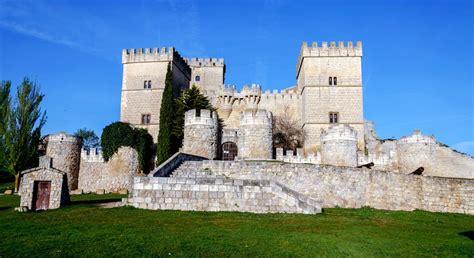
[[150, 152, 208, 177]]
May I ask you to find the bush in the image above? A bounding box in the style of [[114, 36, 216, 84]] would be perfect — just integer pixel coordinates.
[[101, 122, 154, 173]]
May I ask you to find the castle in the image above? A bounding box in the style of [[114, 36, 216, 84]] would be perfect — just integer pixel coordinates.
[[18, 41, 474, 214], [120, 41, 363, 156]]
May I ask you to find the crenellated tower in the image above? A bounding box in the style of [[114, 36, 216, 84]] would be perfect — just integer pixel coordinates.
[[182, 109, 218, 159], [297, 41, 364, 153], [217, 84, 237, 119], [120, 47, 191, 142], [241, 84, 262, 112], [185, 57, 225, 97]]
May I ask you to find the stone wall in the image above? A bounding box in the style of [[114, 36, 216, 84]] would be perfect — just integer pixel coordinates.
[[128, 176, 321, 214], [187, 160, 473, 214], [78, 147, 139, 193], [182, 109, 218, 159], [45, 132, 82, 190], [238, 110, 273, 160]]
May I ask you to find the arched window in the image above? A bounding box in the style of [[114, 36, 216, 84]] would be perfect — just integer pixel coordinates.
[[195, 75, 201, 81], [143, 80, 147, 88], [148, 80, 152, 88], [329, 77, 333, 86], [334, 77, 337, 85]]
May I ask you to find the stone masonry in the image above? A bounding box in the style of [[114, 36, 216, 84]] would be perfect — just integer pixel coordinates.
[[238, 109, 273, 160], [19, 156, 70, 211], [182, 109, 218, 159], [78, 147, 140, 193], [45, 132, 82, 190]]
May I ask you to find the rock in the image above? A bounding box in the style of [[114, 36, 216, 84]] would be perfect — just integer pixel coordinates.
[[70, 189, 83, 195], [118, 189, 128, 195], [96, 189, 105, 195], [4, 189, 13, 195], [14, 206, 28, 212]]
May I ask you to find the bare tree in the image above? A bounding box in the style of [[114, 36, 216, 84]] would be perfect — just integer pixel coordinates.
[[272, 105, 304, 151]]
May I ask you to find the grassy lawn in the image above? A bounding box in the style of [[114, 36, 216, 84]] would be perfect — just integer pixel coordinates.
[[0, 194, 473, 257]]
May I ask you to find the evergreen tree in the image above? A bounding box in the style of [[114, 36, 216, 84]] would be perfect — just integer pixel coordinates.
[[156, 63, 174, 165], [74, 128, 99, 151], [0, 78, 46, 191], [172, 85, 213, 150]]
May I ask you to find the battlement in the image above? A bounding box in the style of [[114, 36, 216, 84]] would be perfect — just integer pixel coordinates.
[[321, 124, 358, 142], [262, 89, 300, 100], [397, 130, 436, 144], [184, 109, 218, 126], [46, 132, 82, 145], [81, 147, 104, 163], [219, 84, 237, 96], [185, 57, 225, 67], [122, 47, 189, 65], [241, 84, 262, 96], [239, 109, 272, 126], [296, 41, 362, 78]]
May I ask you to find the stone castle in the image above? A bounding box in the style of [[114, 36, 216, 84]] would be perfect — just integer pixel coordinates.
[[18, 41, 474, 215], [120, 41, 363, 154]]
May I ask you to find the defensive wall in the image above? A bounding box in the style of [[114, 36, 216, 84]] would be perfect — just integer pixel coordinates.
[[148, 160, 473, 215]]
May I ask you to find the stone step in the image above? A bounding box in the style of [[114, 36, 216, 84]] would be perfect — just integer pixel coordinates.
[[127, 176, 321, 214]]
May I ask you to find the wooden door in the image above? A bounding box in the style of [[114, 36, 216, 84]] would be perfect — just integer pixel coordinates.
[[33, 181, 51, 210], [222, 142, 238, 161]]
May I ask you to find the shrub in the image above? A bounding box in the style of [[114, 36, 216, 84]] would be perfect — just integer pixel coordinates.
[[101, 122, 154, 173]]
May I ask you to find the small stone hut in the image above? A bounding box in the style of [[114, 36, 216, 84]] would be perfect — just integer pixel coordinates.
[[19, 156, 70, 211]]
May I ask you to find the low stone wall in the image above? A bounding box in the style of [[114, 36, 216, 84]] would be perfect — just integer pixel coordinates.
[[186, 161, 474, 214], [128, 176, 321, 214], [78, 147, 139, 193], [150, 152, 207, 177]]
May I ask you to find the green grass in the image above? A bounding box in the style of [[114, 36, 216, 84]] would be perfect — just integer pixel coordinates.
[[0, 194, 473, 257]]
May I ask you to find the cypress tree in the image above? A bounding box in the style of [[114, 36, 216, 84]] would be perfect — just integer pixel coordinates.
[[156, 63, 174, 165]]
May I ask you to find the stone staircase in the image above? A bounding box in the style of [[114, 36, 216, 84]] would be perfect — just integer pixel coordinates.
[[127, 160, 322, 214]]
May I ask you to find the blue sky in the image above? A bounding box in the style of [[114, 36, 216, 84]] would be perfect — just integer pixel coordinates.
[[0, 0, 472, 155]]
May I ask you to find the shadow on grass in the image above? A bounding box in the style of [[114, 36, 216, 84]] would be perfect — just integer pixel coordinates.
[[459, 231, 474, 240], [70, 198, 122, 206]]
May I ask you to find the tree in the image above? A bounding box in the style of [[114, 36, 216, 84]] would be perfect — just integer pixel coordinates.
[[0, 78, 47, 191], [172, 84, 213, 152], [272, 105, 304, 151], [156, 63, 174, 165], [0, 81, 11, 176], [74, 128, 99, 151]]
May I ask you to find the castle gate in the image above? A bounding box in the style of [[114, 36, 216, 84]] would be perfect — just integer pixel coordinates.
[[222, 142, 238, 161], [33, 181, 51, 210]]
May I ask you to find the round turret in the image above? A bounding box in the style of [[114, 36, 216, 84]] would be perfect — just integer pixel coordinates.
[[396, 130, 436, 173], [217, 84, 236, 119], [241, 84, 262, 111], [238, 109, 272, 160], [320, 125, 358, 167], [45, 132, 83, 190], [182, 109, 218, 159]]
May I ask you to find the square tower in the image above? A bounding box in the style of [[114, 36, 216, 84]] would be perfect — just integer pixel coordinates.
[[297, 41, 364, 153], [120, 47, 191, 142], [186, 57, 225, 98]]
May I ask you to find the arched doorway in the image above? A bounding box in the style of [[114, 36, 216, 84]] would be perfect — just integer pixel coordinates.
[[221, 142, 238, 161]]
